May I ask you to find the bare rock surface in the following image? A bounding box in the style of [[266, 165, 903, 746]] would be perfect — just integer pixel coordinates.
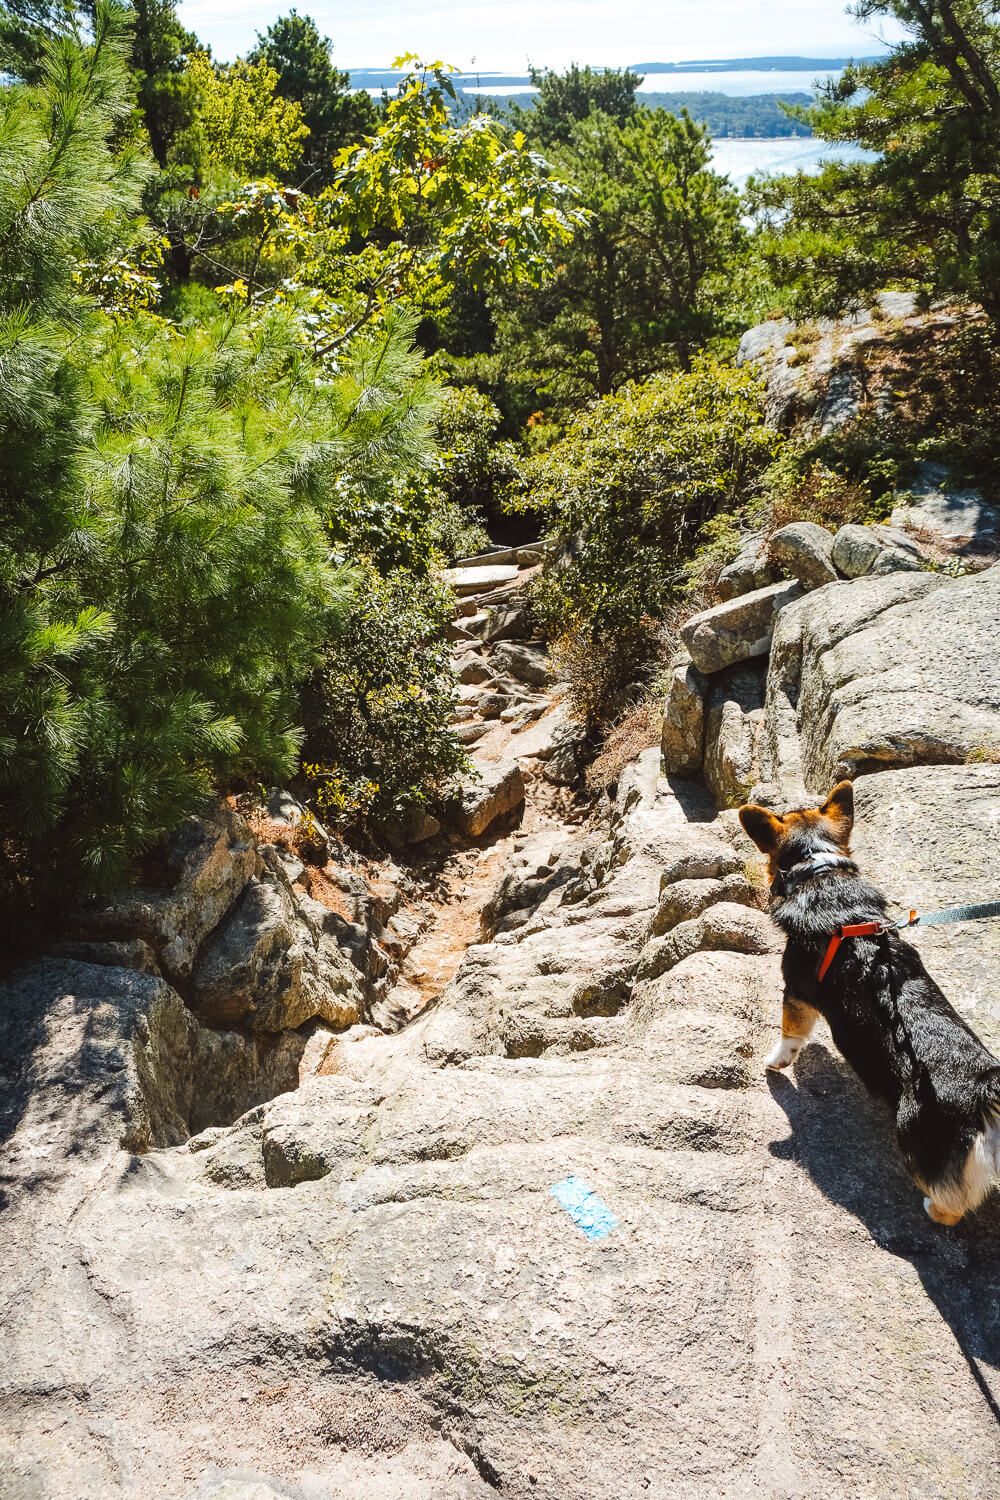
[[4, 748, 1000, 1498], [737, 293, 948, 434], [681, 579, 802, 675], [6, 541, 1000, 1498], [893, 462, 1000, 558], [853, 763, 1000, 1053], [763, 565, 1000, 796]]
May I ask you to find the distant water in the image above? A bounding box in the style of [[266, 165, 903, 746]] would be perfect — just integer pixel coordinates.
[[635, 68, 840, 95], [412, 71, 835, 100], [710, 138, 874, 185]]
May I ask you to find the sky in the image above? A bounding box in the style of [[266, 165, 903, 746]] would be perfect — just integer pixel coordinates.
[[177, 0, 908, 69]]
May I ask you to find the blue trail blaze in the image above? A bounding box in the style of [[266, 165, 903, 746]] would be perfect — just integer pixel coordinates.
[[550, 1176, 619, 1241]]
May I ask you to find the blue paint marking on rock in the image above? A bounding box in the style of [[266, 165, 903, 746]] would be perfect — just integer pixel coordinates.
[[550, 1176, 619, 1241]]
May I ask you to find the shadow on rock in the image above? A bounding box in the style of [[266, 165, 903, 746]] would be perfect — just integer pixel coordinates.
[[767, 1043, 1000, 1421]]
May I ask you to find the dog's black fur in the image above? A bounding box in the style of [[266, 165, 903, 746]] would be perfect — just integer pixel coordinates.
[[740, 781, 1000, 1224]]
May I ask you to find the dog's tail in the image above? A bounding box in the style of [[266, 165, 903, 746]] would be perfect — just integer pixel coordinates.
[[974, 1069, 1000, 1189]]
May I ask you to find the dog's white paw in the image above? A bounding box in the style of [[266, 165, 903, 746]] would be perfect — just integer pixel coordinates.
[[765, 1037, 802, 1071]]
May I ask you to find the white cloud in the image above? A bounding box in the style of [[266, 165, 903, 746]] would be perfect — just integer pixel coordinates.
[[178, 0, 907, 68]]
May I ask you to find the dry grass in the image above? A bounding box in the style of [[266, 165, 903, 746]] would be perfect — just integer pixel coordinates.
[[242, 804, 328, 865], [966, 744, 1000, 765], [586, 697, 663, 795]]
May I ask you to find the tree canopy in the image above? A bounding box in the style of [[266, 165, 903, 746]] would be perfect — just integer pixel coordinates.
[[250, 10, 376, 186], [494, 106, 743, 404], [752, 0, 1000, 325]]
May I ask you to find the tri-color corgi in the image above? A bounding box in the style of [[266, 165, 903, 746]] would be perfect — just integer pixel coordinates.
[[739, 780, 1000, 1226]]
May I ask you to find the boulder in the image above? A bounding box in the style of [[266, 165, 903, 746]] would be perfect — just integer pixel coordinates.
[[442, 564, 519, 596], [831, 523, 923, 578], [50, 937, 161, 974], [768, 521, 838, 590], [483, 601, 531, 642], [892, 462, 1000, 557], [764, 566, 1000, 795], [375, 808, 442, 847], [716, 533, 778, 600], [703, 664, 766, 807], [490, 641, 555, 689], [189, 866, 363, 1033], [451, 761, 525, 836], [455, 721, 489, 745], [454, 652, 492, 685], [542, 717, 589, 786], [80, 801, 257, 982], [660, 655, 707, 774], [681, 579, 802, 675]]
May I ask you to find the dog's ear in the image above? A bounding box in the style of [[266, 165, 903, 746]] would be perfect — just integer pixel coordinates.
[[821, 780, 854, 831], [738, 803, 785, 853]]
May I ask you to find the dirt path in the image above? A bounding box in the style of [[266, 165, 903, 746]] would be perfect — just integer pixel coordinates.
[[368, 547, 585, 1030]]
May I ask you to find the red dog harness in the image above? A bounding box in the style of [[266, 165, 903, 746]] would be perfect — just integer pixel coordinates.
[[817, 920, 893, 983], [816, 902, 1000, 983]]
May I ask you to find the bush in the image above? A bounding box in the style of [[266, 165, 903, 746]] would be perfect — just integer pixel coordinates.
[[585, 697, 663, 796], [519, 357, 781, 722], [300, 566, 467, 828], [434, 386, 524, 531]]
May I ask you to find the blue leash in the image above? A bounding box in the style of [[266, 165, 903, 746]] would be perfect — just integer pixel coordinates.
[[894, 899, 1000, 930]]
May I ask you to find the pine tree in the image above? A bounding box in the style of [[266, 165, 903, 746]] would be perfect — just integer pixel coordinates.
[[250, 10, 376, 187], [0, 1, 147, 901], [755, 1, 1000, 330], [0, 4, 442, 915]]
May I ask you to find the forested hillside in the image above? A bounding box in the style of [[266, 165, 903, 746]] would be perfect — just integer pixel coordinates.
[[2, 0, 998, 943]]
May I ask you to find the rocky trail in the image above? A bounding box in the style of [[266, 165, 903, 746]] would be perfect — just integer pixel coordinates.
[[4, 474, 1000, 1496]]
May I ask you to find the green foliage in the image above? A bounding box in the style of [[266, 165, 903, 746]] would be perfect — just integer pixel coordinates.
[[510, 63, 640, 145], [301, 565, 467, 826], [250, 10, 376, 187], [326, 59, 588, 322], [130, 0, 201, 166], [434, 386, 523, 520], [0, 10, 447, 910], [0, 0, 72, 80], [751, 1, 1000, 328], [151, 60, 587, 367], [633, 90, 813, 138], [521, 358, 781, 720], [493, 107, 744, 406], [179, 50, 310, 178]]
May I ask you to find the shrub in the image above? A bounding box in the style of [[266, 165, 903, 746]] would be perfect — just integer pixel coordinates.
[[519, 357, 781, 722], [300, 566, 467, 828], [434, 386, 524, 531], [585, 697, 663, 796]]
